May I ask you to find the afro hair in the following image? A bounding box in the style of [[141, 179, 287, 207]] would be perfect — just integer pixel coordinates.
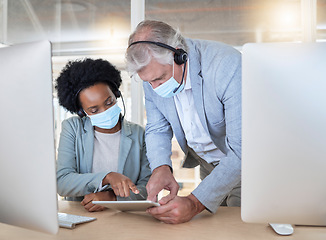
[[55, 58, 122, 114]]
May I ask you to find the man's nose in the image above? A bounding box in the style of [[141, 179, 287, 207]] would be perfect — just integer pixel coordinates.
[[151, 81, 161, 89]]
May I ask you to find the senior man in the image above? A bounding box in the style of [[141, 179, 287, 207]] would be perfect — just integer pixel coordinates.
[[126, 20, 241, 224]]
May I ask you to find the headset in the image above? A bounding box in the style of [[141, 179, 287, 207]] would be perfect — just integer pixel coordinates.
[[75, 82, 125, 119], [128, 40, 188, 93], [128, 40, 188, 65]]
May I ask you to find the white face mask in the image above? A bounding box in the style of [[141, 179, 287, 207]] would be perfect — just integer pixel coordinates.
[[153, 63, 185, 98], [87, 104, 121, 129]]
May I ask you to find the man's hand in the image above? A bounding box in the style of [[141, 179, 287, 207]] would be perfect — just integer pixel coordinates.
[[147, 194, 206, 224], [103, 172, 139, 198], [146, 165, 179, 204], [81, 191, 116, 212]]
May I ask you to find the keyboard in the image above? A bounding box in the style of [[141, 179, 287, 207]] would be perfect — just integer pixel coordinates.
[[58, 212, 96, 229]]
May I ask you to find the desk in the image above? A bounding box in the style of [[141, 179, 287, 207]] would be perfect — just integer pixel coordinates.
[[1, 200, 326, 240]]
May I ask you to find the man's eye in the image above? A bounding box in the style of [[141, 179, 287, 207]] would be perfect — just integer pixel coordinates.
[[91, 109, 98, 114]]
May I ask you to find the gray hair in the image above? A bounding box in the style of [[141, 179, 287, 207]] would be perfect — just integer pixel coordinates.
[[125, 20, 188, 76]]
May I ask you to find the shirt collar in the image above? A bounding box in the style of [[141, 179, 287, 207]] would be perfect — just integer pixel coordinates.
[[184, 60, 191, 90]]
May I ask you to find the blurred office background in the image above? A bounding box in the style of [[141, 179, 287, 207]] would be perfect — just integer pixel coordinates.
[[1, 0, 325, 195]]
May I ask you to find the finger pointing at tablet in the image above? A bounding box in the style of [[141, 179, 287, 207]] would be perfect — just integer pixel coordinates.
[[103, 172, 139, 197]]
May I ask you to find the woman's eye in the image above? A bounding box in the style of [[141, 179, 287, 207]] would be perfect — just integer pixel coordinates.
[[91, 109, 98, 114], [106, 101, 114, 106]]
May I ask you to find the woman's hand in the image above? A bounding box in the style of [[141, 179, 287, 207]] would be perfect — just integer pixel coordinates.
[[103, 172, 139, 198], [81, 190, 116, 212]]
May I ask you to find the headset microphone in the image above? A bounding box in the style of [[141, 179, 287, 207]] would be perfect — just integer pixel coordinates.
[[173, 58, 187, 93], [120, 92, 126, 120]]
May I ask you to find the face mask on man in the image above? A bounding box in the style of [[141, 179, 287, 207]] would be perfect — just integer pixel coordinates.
[[88, 103, 121, 129], [153, 63, 185, 98]]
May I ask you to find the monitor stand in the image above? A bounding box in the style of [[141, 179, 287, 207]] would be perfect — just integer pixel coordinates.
[[269, 223, 294, 236]]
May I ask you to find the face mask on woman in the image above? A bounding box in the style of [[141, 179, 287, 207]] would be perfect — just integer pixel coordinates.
[[88, 104, 121, 129]]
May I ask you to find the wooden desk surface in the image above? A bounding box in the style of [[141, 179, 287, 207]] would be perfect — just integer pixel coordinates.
[[1, 200, 326, 240]]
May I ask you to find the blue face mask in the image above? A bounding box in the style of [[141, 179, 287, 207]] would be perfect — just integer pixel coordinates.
[[153, 63, 185, 98], [88, 104, 121, 129]]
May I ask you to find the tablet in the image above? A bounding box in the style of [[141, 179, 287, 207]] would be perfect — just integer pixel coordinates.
[[92, 200, 160, 211]]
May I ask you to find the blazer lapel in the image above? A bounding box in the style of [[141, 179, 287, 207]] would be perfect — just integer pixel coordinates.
[[164, 97, 188, 153], [189, 49, 209, 133], [117, 120, 132, 174], [82, 118, 94, 173], [144, 80, 188, 153]]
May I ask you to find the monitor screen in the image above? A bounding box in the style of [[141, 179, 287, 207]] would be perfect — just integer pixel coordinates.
[[0, 41, 58, 234], [242, 42, 326, 225]]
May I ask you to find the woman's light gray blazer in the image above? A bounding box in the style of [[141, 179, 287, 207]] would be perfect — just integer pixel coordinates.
[[56, 116, 151, 201]]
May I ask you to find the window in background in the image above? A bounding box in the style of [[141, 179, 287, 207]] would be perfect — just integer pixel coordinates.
[[0, 0, 132, 149], [317, 0, 326, 41], [3, 1, 130, 55], [0, 1, 5, 44], [146, 0, 302, 46]]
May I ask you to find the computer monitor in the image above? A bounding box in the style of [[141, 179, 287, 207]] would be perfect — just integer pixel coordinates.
[[0, 41, 58, 234], [242, 42, 326, 226]]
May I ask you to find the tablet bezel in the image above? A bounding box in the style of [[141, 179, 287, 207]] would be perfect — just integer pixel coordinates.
[[92, 200, 160, 211]]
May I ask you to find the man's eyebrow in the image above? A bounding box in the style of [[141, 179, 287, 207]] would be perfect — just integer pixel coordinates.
[[151, 73, 166, 82]]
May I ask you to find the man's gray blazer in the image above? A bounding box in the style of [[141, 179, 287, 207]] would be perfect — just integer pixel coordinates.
[[143, 38, 242, 213]]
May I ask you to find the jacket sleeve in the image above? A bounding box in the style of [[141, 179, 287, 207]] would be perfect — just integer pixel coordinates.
[[56, 118, 108, 197]]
